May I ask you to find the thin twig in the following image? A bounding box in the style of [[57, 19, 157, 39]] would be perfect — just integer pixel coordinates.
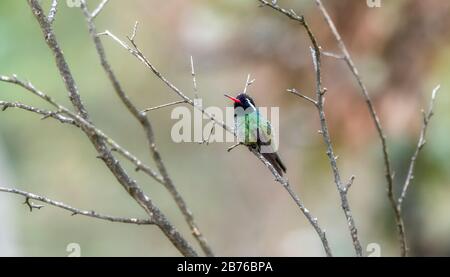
[[398, 85, 440, 208], [321, 50, 345, 60], [287, 88, 318, 106], [142, 100, 187, 113], [97, 30, 234, 136], [243, 74, 255, 94], [47, 0, 58, 24], [128, 21, 139, 42], [0, 75, 59, 108], [23, 197, 44, 211], [0, 101, 75, 125], [258, 0, 363, 256], [258, 0, 305, 22], [91, 0, 110, 19], [0, 187, 154, 224], [199, 123, 215, 145], [344, 175, 356, 193], [227, 143, 242, 152], [190, 56, 199, 99]]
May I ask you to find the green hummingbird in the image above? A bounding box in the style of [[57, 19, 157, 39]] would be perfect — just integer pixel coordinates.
[[225, 93, 287, 176]]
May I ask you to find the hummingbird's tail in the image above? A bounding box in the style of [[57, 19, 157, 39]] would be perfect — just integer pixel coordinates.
[[262, 152, 287, 176]]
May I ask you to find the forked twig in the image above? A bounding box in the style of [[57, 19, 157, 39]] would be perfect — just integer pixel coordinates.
[[1, 187, 153, 224]]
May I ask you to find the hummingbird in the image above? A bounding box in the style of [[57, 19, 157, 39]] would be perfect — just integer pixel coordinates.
[[225, 93, 287, 176]]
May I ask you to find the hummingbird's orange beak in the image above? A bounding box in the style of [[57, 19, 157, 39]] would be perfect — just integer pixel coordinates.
[[224, 94, 241, 104]]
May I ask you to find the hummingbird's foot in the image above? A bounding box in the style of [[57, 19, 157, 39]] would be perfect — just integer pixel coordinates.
[[227, 143, 243, 152]]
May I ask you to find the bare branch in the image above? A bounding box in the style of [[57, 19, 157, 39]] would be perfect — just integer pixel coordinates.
[[313, 0, 403, 256], [47, 0, 58, 24], [0, 187, 153, 225], [142, 100, 187, 113], [1, 73, 194, 255], [242, 74, 255, 94], [80, 0, 212, 256], [259, 0, 363, 256], [0, 75, 165, 186], [398, 85, 440, 208], [23, 197, 44, 211], [249, 148, 332, 257], [97, 30, 233, 135], [91, 0, 110, 19], [344, 175, 356, 193], [128, 21, 139, 42], [321, 50, 345, 60], [0, 101, 75, 125], [0, 75, 60, 107], [257, 0, 305, 23], [190, 56, 199, 99], [28, 0, 89, 119], [26, 0, 198, 257], [311, 44, 363, 257], [199, 123, 215, 145], [227, 143, 242, 152], [287, 88, 318, 106]]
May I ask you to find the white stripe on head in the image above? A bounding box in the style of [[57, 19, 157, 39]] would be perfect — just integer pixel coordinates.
[[246, 98, 256, 111]]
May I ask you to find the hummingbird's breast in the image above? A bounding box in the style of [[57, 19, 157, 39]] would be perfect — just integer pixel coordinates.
[[234, 112, 260, 145]]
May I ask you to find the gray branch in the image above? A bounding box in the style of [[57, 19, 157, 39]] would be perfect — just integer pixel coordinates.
[[313, 0, 402, 256], [286, 88, 318, 107], [0, 74, 197, 254], [24, 0, 197, 257], [398, 85, 440, 208], [79, 0, 213, 256], [0, 74, 165, 186], [142, 100, 187, 113], [258, 0, 363, 256], [190, 56, 199, 99], [91, 0, 110, 19], [0, 100, 75, 125], [250, 148, 332, 256], [0, 187, 154, 225], [242, 74, 255, 94], [47, 0, 58, 24]]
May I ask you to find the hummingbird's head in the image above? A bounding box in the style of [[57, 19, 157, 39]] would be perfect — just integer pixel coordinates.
[[224, 93, 256, 110]]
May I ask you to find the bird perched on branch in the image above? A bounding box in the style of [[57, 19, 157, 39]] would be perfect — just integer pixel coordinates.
[[225, 93, 286, 176]]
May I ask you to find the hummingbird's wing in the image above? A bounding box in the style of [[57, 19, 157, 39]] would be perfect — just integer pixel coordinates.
[[236, 109, 276, 147], [235, 109, 286, 175], [254, 110, 274, 148], [254, 111, 287, 176]]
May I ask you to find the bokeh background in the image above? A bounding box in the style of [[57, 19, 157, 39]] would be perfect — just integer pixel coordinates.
[[0, 0, 449, 257]]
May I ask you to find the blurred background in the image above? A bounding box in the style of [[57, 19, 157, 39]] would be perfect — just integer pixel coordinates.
[[0, 0, 449, 256]]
